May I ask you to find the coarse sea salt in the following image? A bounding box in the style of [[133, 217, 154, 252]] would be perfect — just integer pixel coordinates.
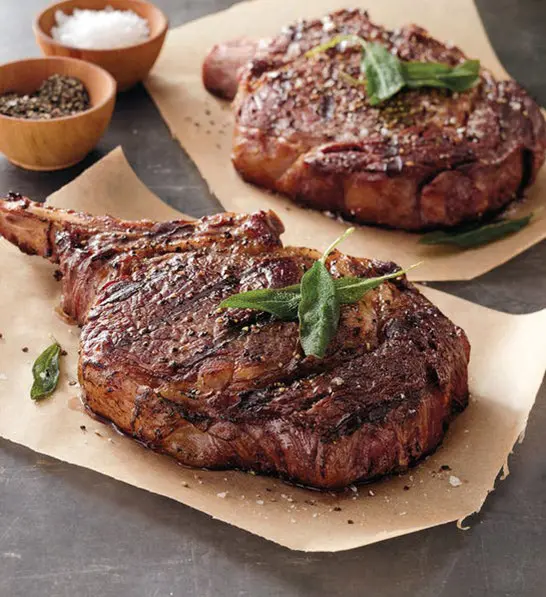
[[51, 6, 150, 50], [449, 475, 463, 487]]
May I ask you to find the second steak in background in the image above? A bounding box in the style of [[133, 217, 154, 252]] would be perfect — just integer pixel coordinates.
[[203, 8, 546, 231]]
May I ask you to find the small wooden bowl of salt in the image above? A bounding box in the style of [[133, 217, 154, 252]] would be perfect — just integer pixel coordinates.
[[34, 0, 168, 91]]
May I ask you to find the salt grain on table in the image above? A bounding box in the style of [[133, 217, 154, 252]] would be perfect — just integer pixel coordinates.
[[449, 475, 463, 487], [52, 6, 150, 50]]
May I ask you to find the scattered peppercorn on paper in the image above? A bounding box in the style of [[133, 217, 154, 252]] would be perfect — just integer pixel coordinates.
[[0, 147, 545, 551], [144, 0, 546, 282]]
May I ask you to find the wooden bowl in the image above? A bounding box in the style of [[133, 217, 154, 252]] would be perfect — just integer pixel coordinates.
[[34, 0, 168, 91], [0, 57, 116, 171]]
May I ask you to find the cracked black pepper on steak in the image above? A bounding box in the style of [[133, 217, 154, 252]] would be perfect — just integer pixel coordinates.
[[0, 74, 90, 120]]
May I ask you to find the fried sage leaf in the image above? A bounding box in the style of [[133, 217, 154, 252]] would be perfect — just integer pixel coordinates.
[[419, 215, 532, 249], [401, 59, 480, 92], [220, 267, 416, 315], [296, 226, 355, 358], [304, 34, 367, 58], [334, 264, 420, 304], [298, 260, 340, 358], [219, 228, 420, 358], [306, 35, 480, 105], [320, 227, 356, 263], [31, 342, 61, 401], [362, 42, 405, 106], [219, 288, 300, 320]]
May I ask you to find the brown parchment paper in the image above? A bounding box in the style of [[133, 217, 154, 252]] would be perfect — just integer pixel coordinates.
[[144, 0, 546, 282], [0, 147, 545, 552]]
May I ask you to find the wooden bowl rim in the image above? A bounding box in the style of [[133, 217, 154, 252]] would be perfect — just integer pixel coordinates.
[[33, 0, 169, 53], [0, 56, 116, 124]]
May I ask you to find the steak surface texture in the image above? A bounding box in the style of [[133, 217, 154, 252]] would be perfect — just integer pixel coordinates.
[[203, 9, 546, 230], [0, 196, 470, 489]]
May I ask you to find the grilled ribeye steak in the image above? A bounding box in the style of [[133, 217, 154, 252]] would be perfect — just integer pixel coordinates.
[[203, 9, 546, 231], [0, 195, 470, 489]]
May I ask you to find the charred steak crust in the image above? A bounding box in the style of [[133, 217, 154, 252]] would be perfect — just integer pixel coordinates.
[[205, 9, 546, 230], [0, 197, 470, 489]]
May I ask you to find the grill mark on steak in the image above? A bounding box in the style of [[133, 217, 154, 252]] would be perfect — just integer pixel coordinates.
[[221, 295, 452, 434], [100, 280, 144, 306], [96, 252, 302, 352], [87, 251, 309, 383], [0, 197, 470, 489], [204, 8, 546, 231]]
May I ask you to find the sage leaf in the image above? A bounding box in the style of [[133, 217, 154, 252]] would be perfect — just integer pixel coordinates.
[[219, 228, 421, 359], [304, 34, 367, 59], [335, 263, 421, 304], [298, 261, 340, 358], [296, 228, 354, 357], [31, 342, 61, 401], [338, 71, 366, 88], [362, 42, 405, 106], [219, 288, 300, 320], [320, 227, 355, 263], [219, 264, 420, 320], [306, 35, 480, 105], [419, 215, 532, 249], [402, 59, 480, 92]]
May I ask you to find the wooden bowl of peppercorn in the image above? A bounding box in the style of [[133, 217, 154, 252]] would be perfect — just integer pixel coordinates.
[[0, 56, 116, 171]]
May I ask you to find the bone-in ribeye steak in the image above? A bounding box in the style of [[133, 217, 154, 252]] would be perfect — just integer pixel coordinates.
[[203, 9, 546, 230], [0, 195, 470, 489]]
